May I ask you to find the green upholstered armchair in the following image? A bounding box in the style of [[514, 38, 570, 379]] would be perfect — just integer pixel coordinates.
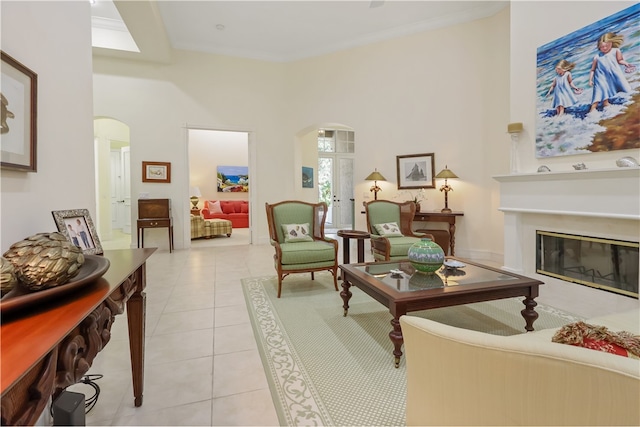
[[365, 200, 432, 262], [265, 201, 339, 298]]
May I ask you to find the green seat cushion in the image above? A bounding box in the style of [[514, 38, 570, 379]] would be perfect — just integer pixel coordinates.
[[279, 241, 335, 265], [386, 236, 422, 257]]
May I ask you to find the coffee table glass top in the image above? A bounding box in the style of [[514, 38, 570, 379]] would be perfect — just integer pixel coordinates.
[[355, 260, 519, 292]]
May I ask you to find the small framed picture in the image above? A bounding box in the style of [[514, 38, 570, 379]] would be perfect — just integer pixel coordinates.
[[142, 161, 171, 183], [52, 209, 103, 255], [1, 51, 37, 172], [396, 153, 435, 189], [302, 166, 314, 188]]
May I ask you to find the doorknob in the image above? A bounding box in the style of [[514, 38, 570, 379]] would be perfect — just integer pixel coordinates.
[[118, 200, 125, 203]]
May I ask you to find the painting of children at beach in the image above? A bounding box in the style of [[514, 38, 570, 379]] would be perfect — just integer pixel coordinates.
[[536, 3, 639, 158]]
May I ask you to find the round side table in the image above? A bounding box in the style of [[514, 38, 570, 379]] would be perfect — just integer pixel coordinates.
[[337, 230, 371, 264]]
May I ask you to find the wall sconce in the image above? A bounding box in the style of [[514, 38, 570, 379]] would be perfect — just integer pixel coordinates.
[[434, 166, 458, 213], [365, 169, 386, 200], [190, 186, 202, 209], [507, 122, 523, 174]]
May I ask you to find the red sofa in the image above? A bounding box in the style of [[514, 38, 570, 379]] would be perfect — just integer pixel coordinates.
[[202, 200, 249, 228]]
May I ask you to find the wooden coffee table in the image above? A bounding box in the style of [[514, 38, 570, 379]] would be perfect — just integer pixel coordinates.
[[339, 258, 544, 367]]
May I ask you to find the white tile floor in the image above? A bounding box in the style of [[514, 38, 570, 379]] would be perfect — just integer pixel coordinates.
[[63, 230, 628, 426]]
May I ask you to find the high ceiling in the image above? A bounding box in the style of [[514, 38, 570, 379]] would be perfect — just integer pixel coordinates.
[[92, 0, 508, 63]]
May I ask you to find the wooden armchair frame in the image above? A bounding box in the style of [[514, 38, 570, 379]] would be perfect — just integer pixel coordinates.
[[265, 200, 339, 297], [365, 200, 431, 261]]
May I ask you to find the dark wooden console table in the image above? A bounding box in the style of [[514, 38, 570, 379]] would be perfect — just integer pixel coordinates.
[[137, 198, 173, 253], [413, 211, 464, 256], [0, 248, 156, 426]]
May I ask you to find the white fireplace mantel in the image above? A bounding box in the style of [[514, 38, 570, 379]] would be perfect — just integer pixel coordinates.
[[493, 168, 640, 220]]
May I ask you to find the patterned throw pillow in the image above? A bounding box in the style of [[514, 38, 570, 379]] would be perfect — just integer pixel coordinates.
[[373, 222, 403, 237], [282, 223, 313, 243]]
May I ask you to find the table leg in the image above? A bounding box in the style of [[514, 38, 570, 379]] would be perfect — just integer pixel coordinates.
[[340, 279, 352, 316], [126, 267, 146, 407], [356, 239, 365, 263], [449, 223, 456, 256], [521, 296, 539, 332], [390, 316, 403, 368], [342, 237, 351, 265], [169, 225, 174, 253]]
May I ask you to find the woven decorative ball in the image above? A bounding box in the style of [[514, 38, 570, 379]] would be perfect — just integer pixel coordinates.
[[0, 256, 17, 296], [3, 232, 85, 291]]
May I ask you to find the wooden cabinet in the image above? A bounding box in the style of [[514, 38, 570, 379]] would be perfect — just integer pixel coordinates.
[[137, 199, 174, 252]]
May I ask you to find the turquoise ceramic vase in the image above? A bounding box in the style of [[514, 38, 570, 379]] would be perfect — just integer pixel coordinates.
[[408, 237, 445, 274]]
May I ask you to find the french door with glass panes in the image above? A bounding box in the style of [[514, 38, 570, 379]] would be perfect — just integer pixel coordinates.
[[317, 129, 355, 230]]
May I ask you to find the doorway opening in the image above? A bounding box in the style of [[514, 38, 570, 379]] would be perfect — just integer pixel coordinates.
[[94, 117, 132, 250], [188, 128, 250, 247], [317, 128, 355, 231]]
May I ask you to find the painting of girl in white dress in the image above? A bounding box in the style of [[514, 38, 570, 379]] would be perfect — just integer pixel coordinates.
[[535, 3, 639, 158]]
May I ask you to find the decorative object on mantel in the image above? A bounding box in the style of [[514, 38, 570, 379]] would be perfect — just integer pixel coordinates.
[[434, 165, 458, 213], [537, 165, 551, 172], [616, 156, 639, 167], [2, 232, 84, 291], [507, 122, 523, 173], [572, 162, 587, 170], [365, 168, 386, 200]]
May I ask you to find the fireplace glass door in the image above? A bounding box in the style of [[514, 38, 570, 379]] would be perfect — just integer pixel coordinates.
[[536, 231, 638, 298]]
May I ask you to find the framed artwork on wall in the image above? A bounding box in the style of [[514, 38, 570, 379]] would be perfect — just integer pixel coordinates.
[[52, 209, 103, 255], [1, 51, 37, 172], [535, 3, 639, 158], [396, 153, 435, 189], [302, 166, 314, 188], [142, 161, 171, 183], [217, 165, 249, 192]]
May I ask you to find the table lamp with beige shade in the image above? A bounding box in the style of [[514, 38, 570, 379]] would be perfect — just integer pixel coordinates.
[[435, 166, 458, 213], [365, 169, 386, 200]]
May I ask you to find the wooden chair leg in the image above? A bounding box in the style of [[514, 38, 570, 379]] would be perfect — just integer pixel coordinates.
[[332, 269, 338, 291], [277, 276, 283, 298], [311, 272, 315, 280]]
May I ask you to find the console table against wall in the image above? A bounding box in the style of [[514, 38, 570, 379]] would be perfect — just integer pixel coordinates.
[[413, 211, 464, 256], [137, 198, 173, 253], [0, 248, 156, 426]]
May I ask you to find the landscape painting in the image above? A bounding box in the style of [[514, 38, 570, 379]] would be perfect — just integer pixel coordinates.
[[217, 165, 249, 192], [535, 3, 639, 158]]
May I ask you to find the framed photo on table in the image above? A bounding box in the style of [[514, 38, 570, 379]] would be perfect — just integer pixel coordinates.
[[1, 51, 37, 172], [396, 153, 435, 189], [52, 209, 103, 255], [142, 161, 171, 183]]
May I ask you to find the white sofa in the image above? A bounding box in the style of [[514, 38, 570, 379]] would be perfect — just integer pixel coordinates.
[[400, 308, 640, 426]]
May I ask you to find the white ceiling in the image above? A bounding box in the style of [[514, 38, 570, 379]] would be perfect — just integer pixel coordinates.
[[92, 0, 509, 63]]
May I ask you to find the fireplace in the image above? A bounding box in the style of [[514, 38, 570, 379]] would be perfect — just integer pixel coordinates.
[[536, 231, 639, 298], [494, 167, 639, 312]]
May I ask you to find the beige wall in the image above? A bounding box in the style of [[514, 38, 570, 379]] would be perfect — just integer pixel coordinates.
[[4, 2, 636, 258], [93, 8, 511, 255], [1, 1, 95, 251]]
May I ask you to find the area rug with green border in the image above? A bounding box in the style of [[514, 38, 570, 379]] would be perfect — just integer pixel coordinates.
[[241, 273, 582, 426]]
